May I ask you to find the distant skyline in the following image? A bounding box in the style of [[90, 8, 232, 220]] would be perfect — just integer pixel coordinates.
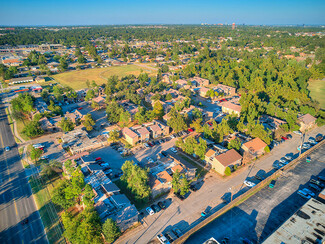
[[0, 0, 324, 26]]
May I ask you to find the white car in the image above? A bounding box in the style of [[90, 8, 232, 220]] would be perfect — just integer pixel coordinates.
[[146, 157, 154, 163], [284, 155, 293, 161], [157, 234, 170, 244], [308, 138, 316, 144], [244, 180, 256, 188], [146, 207, 155, 215], [293, 131, 302, 135], [40, 155, 48, 160], [302, 143, 311, 149], [170, 147, 177, 153], [279, 158, 287, 164], [144, 143, 149, 148]]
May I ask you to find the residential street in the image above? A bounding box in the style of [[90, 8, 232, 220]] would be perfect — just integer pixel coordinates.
[[115, 125, 325, 244], [0, 96, 48, 244]]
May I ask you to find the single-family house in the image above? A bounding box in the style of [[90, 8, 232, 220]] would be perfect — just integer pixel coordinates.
[[241, 137, 268, 159]]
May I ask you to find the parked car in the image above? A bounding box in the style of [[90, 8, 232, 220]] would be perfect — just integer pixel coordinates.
[[95, 157, 102, 161], [302, 188, 315, 197], [318, 176, 325, 182], [284, 155, 293, 161], [189, 184, 198, 192], [144, 143, 150, 148], [157, 234, 170, 244], [310, 179, 325, 188], [174, 192, 185, 201], [146, 207, 155, 215], [40, 155, 48, 160], [161, 151, 168, 157], [281, 136, 288, 140], [165, 231, 178, 243], [148, 142, 154, 147], [269, 180, 276, 188], [5, 146, 10, 152], [146, 157, 154, 163], [315, 134, 323, 142], [170, 147, 178, 153], [308, 138, 316, 144], [286, 134, 292, 139], [302, 143, 311, 149], [309, 183, 321, 192], [244, 180, 256, 188], [293, 131, 302, 135], [172, 227, 182, 238], [297, 190, 311, 199], [158, 201, 166, 210], [151, 204, 161, 213], [188, 128, 194, 132]]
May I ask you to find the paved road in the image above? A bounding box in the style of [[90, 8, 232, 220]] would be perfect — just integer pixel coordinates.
[[0, 96, 48, 244], [115, 126, 324, 244]]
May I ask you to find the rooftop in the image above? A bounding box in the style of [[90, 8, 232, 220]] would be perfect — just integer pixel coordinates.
[[215, 149, 242, 167], [242, 137, 267, 153], [298, 113, 317, 125]]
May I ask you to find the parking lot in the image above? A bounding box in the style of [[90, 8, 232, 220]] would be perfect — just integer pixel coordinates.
[[185, 142, 325, 244]]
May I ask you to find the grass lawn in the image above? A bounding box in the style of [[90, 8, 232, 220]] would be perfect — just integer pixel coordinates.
[[16, 119, 30, 141], [114, 179, 148, 210], [179, 154, 208, 179], [29, 176, 65, 244], [52, 65, 156, 90], [308, 79, 325, 109], [5, 108, 22, 143]]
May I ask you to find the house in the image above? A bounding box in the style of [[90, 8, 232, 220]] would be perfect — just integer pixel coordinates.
[[114, 204, 139, 231], [2, 58, 23, 66], [122, 127, 139, 146], [150, 170, 173, 198], [174, 79, 188, 88], [92, 96, 106, 109], [241, 138, 267, 158], [198, 87, 210, 97], [259, 115, 286, 131], [147, 120, 170, 138], [9, 76, 33, 84], [220, 101, 241, 116], [298, 113, 317, 132], [110, 194, 131, 208], [215, 84, 236, 96], [39, 117, 58, 132], [101, 182, 120, 195], [209, 149, 242, 175], [65, 112, 78, 124], [191, 76, 209, 87], [136, 127, 150, 142]]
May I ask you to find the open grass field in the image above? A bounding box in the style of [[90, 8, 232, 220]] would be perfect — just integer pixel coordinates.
[[29, 175, 65, 244], [308, 79, 325, 109], [52, 65, 156, 90]]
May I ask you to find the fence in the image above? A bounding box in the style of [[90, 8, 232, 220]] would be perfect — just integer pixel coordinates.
[[175, 139, 325, 243]]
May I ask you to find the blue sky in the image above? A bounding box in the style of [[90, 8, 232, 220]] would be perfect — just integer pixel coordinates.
[[0, 0, 324, 26]]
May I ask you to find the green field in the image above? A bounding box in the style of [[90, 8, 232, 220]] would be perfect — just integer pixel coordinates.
[[52, 65, 156, 90], [308, 79, 325, 109]]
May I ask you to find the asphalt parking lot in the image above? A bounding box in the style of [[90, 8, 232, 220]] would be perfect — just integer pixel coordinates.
[[185, 142, 325, 244]]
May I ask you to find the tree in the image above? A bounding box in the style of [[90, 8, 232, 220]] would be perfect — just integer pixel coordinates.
[[77, 55, 86, 64], [106, 101, 123, 124], [120, 161, 150, 202], [102, 218, 121, 243], [85, 89, 95, 101], [224, 167, 232, 176], [109, 130, 120, 142], [264, 146, 270, 153], [167, 110, 187, 133], [30, 147, 43, 162], [228, 138, 242, 151], [83, 113, 95, 131], [195, 138, 207, 160], [172, 170, 181, 193], [119, 110, 131, 127], [22, 120, 43, 137], [52, 180, 75, 209], [82, 184, 95, 207], [190, 118, 203, 133], [59, 117, 75, 132], [40, 160, 62, 178], [180, 174, 190, 196], [91, 100, 100, 110], [153, 101, 164, 119]]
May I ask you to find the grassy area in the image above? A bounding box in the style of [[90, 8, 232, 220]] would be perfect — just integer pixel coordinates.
[[5, 108, 22, 143], [52, 65, 156, 90], [114, 179, 148, 210], [308, 79, 325, 109], [29, 176, 65, 244], [179, 154, 208, 179], [16, 118, 30, 141]]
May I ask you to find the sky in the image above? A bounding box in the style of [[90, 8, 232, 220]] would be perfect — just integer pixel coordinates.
[[0, 0, 324, 26]]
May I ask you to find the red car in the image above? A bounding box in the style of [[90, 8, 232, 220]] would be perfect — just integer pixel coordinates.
[[95, 157, 102, 161], [281, 136, 288, 140], [148, 142, 154, 147], [77, 107, 83, 110], [207, 122, 212, 126], [188, 128, 194, 132], [221, 98, 227, 102]]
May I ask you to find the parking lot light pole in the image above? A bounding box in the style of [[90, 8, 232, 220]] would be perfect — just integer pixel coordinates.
[[298, 133, 305, 158]]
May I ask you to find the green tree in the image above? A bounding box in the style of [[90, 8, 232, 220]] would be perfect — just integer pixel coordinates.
[[83, 113, 95, 131], [224, 167, 232, 176], [106, 101, 123, 124], [167, 110, 187, 133], [59, 117, 75, 132], [190, 118, 203, 133], [195, 138, 207, 160], [30, 147, 43, 162], [228, 138, 242, 151], [109, 130, 120, 142], [171, 170, 181, 193], [85, 89, 95, 101], [91, 100, 100, 110], [22, 120, 43, 137], [119, 110, 131, 127], [153, 101, 165, 119], [52, 180, 75, 209], [102, 218, 121, 243], [82, 184, 95, 207], [180, 174, 190, 196]]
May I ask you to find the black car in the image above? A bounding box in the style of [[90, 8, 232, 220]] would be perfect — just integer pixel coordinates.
[[286, 134, 292, 139], [158, 201, 166, 209], [189, 184, 198, 192], [174, 192, 185, 201], [309, 183, 321, 192], [161, 151, 168, 157], [151, 204, 161, 213], [318, 176, 325, 182]]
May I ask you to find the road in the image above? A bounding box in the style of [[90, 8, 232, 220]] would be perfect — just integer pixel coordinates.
[[115, 126, 324, 244], [0, 96, 48, 244]]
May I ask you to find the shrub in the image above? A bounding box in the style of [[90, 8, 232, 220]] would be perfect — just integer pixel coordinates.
[[224, 167, 231, 176]]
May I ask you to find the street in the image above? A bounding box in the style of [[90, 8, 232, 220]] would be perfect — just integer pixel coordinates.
[[0, 96, 48, 244]]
